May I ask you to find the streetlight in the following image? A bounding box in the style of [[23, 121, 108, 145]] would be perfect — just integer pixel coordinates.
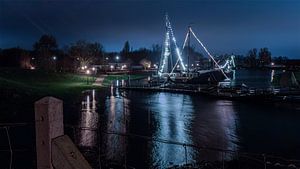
[[115, 56, 120, 71], [86, 70, 90, 84]]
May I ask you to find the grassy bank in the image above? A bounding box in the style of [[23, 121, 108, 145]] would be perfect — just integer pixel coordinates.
[[0, 68, 97, 98]]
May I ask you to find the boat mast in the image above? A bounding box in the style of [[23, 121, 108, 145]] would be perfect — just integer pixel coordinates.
[[187, 25, 191, 75]]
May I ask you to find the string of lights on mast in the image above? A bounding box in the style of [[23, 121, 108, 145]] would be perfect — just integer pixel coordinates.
[[158, 15, 186, 76]]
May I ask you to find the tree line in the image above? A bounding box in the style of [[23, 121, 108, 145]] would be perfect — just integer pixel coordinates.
[[0, 34, 289, 72]]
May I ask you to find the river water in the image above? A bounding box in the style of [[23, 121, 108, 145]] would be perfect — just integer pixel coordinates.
[[72, 69, 300, 168]]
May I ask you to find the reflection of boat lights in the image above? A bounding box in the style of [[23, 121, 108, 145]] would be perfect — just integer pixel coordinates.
[[116, 80, 119, 86]]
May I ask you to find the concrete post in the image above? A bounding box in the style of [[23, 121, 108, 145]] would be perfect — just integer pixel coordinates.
[[35, 97, 64, 169]]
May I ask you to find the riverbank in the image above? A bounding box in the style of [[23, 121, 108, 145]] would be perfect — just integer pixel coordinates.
[[0, 68, 99, 121], [0, 68, 97, 98]]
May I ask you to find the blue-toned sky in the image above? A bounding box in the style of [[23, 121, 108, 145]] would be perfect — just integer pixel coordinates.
[[0, 0, 299, 58]]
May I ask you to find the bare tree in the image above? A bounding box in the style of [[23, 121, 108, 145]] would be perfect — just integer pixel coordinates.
[[68, 40, 104, 70]]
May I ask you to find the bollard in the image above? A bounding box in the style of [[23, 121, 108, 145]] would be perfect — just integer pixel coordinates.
[[35, 96, 92, 169], [35, 97, 64, 169]]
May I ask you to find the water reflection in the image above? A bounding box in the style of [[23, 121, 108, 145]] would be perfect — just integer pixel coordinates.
[[104, 85, 130, 163], [75, 69, 300, 168], [77, 90, 99, 148], [100, 89, 239, 167], [150, 93, 195, 166]]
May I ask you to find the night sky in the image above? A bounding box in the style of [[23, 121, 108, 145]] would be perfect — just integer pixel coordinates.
[[0, 0, 300, 58]]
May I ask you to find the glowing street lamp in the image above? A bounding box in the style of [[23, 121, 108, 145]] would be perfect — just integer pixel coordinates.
[[86, 70, 90, 84], [116, 56, 120, 60], [110, 65, 114, 70]]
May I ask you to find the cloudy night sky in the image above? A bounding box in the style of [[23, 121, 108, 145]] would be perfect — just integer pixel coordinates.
[[0, 0, 300, 58]]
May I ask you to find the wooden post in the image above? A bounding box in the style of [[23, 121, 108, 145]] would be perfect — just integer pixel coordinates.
[[35, 97, 64, 169], [52, 135, 92, 169]]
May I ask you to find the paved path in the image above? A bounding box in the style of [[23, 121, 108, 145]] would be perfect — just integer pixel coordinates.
[[93, 75, 107, 86]]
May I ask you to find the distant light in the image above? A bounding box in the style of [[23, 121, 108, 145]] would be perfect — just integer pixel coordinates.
[[121, 64, 127, 70], [81, 66, 85, 70], [116, 56, 120, 60], [177, 65, 180, 68], [106, 57, 109, 60], [77, 57, 79, 60], [147, 64, 151, 68], [196, 63, 199, 66], [271, 62, 275, 66], [30, 66, 35, 70], [92, 67, 96, 71], [84, 66, 87, 69], [31, 57, 35, 60], [110, 65, 114, 69], [52, 56, 57, 60], [86, 70, 90, 75], [185, 64, 188, 67], [191, 64, 194, 67]]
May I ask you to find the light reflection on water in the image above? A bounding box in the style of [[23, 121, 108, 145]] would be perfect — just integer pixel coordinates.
[[75, 70, 299, 168], [76, 86, 239, 167], [77, 90, 99, 148], [104, 85, 130, 162]]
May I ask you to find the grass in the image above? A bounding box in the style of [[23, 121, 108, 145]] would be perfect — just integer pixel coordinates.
[[0, 68, 98, 100]]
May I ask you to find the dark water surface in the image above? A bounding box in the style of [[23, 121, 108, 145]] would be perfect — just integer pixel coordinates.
[[73, 69, 300, 168], [1, 69, 300, 169]]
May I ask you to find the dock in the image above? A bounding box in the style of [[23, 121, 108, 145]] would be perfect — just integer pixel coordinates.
[[119, 83, 300, 101]]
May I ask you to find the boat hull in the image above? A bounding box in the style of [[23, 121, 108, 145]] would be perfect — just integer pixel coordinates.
[[171, 69, 232, 84]]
